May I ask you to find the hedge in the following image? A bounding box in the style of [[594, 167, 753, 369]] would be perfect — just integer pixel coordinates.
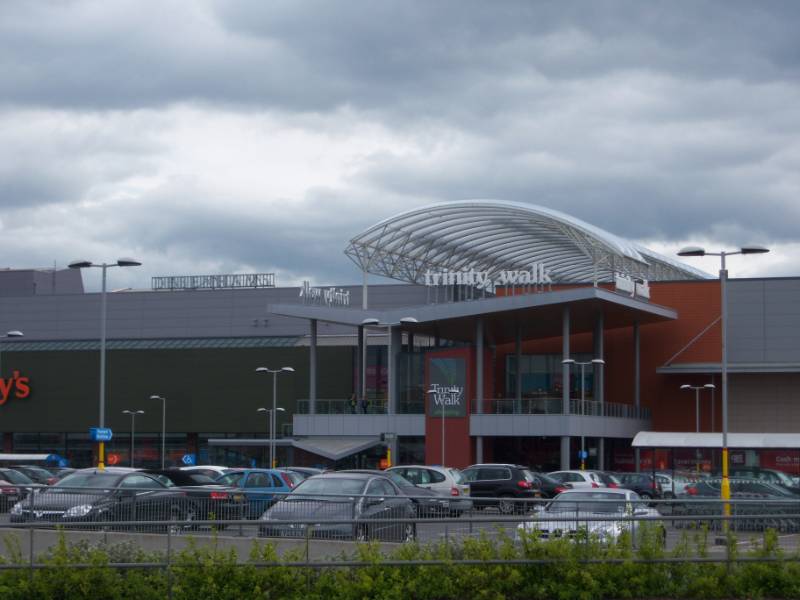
[[0, 525, 798, 599]]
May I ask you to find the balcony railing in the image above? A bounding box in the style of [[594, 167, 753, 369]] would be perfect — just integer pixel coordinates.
[[472, 397, 651, 419], [297, 399, 388, 415]]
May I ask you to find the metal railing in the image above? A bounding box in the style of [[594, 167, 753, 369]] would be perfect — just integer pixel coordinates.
[[297, 399, 388, 415], [1, 486, 800, 585], [472, 397, 651, 419]]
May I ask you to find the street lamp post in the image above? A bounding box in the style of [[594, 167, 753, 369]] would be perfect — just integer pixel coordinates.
[[678, 244, 769, 522], [255, 367, 294, 468], [69, 258, 142, 470], [562, 358, 605, 470], [122, 409, 144, 467], [150, 395, 166, 468], [257, 407, 285, 468], [680, 384, 716, 472], [0, 330, 24, 377]]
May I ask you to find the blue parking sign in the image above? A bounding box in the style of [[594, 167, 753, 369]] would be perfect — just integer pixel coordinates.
[[181, 453, 196, 466]]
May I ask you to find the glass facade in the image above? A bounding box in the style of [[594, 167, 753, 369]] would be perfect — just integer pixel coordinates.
[[506, 353, 596, 399]]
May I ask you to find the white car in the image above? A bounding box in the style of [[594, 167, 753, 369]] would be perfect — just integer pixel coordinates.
[[387, 465, 472, 515], [547, 470, 605, 489], [516, 488, 663, 543], [179, 465, 231, 479]]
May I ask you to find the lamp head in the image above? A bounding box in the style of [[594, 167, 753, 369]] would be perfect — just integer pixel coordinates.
[[276, 407, 286, 412], [257, 407, 267, 413], [677, 246, 706, 257], [255, 367, 270, 373], [703, 383, 716, 389], [5, 330, 23, 338], [561, 359, 576, 365], [68, 259, 93, 269], [680, 384, 692, 390], [740, 245, 769, 255], [281, 367, 295, 373], [399, 317, 419, 324], [116, 258, 142, 267], [361, 318, 380, 326], [591, 358, 605, 365], [149, 394, 164, 400]]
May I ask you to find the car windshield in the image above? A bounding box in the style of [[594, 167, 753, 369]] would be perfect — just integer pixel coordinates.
[[546, 492, 628, 514], [449, 469, 464, 484], [54, 472, 122, 489], [1, 470, 33, 484], [521, 469, 537, 482], [290, 478, 366, 497], [384, 472, 412, 487]]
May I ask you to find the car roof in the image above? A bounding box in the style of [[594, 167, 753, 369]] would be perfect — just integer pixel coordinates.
[[467, 463, 527, 469], [557, 488, 632, 496], [309, 472, 376, 480]]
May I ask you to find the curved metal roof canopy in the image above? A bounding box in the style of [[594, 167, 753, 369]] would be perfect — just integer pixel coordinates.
[[345, 200, 710, 285]]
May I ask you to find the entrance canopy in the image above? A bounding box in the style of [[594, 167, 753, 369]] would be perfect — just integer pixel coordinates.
[[208, 436, 381, 461], [345, 200, 710, 285], [633, 432, 800, 449]]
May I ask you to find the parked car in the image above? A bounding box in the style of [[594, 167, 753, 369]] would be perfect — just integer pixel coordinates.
[[284, 467, 325, 480], [516, 488, 664, 543], [729, 467, 800, 495], [589, 471, 623, 489], [461, 464, 540, 514], [675, 478, 799, 532], [339, 470, 452, 517], [0, 468, 34, 511], [215, 469, 302, 518], [259, 472, 416, 542], [654, 471, 700, 498], [530, 472, 572, 499], [614, 473, 663, 500], [180, 465, 232, 479], [547, 470, 606, 489], [387, 465, 472, 515], [9, 468, 192, 529], [142, 469, 247, 522], [9, 465, 58, 485]]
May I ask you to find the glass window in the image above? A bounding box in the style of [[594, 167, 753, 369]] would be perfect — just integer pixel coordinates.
[[245, 473, 271, 488], [478, 468, 509, 480], [449, 469, 464, 484], [425, 469, 443, 483], [377, 479, 396, 496], [120, 474, 163, 489], [365, 480, 383, 496], [462, 469, 477, 482], [217, 472, 245, 487]]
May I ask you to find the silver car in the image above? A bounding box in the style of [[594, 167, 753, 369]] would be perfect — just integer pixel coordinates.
[[388, 465, 472, 515], [516, 488, 663, 543]]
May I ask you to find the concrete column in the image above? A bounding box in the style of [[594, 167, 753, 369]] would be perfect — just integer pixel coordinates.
[[309, 319, 317, 415], [560, 436, 570, 470], [562, 306, 570, 415], [594, 312, 604, 469], [515, 325, 522, 413], [634, 320, 641, 472], [357, 325, 365, 401], [387, 326, 402, 415], [476, 318, 484, 414], [476, 436, 484, 463]]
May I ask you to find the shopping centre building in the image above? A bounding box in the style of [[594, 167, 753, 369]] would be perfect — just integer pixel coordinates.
[[0, 201, 797, 473]]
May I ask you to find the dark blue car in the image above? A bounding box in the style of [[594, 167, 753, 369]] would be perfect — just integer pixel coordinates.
[[215, 469, 302, 518]]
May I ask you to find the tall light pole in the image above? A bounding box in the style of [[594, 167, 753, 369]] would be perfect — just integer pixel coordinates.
[[122, 409, 144, 467], [70, 258, 142, 470], [257, 407, 285, 468], [0, 330, 24, 377], [255, 366, 294, 468], [562, 358, 605, 470], [681, 384, 716, 473], [150, 395, 166, 468], [678, 244, 769, 520]]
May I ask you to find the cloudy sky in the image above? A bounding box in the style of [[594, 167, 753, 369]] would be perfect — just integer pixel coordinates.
[[1, 0, 798, 290]]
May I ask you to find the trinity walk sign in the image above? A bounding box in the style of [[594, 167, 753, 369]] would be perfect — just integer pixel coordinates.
[[423, 262, 553, 290], [428, 384, 465, 418]]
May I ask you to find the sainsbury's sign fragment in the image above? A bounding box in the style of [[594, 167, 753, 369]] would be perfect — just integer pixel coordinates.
[[0, 370, 30, 406]]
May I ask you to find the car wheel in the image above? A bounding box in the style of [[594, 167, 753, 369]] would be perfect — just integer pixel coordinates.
[[498, 495, 515, 514]]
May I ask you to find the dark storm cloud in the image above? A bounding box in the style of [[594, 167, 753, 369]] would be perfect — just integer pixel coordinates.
[[0, 0, 799, 286]]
